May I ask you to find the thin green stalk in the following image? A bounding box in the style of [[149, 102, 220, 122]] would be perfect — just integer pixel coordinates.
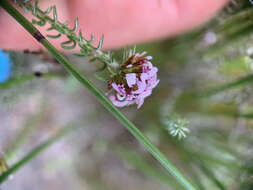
[[205, 8, 253, 57], [0, 73, 61, 89], [0, 1, 196, 189], [198, 162, 226, 190], [200, 74, 253, 97], [0, 123, 76, 183], [185, 166, 205, 190], [114, 144, 182, 189], [6, 113, 41, 159], [214, 8, 253, 34]]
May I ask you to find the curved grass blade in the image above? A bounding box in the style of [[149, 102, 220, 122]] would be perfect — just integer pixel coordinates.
[[47, 25, 54, 31], [61, 39, 77, 50], [47, 33, 61, 39], [0, 123, 77, 184], [97, 34, 104, 49], [43, 6, 52, 14], [198, 162, 226, 190], [200, 74, 253, 97], [95, 62, 107, 73], [73, 53, 86, 57], [32, 15, 45, 26], [89, 34, 95, 43], [32, 0, 38, 15], [70, 17, 78, 32], [94, 74, 108, 82], [52, 5, 57, 22], [113, 144, 182, 189], [0, 73, 60, 89]]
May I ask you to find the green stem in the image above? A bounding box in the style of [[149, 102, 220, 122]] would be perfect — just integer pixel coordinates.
[[200, 74, 253, 97], [114, 144, 182, 189], [0, 1, 196, 189], [0, 73, 62, 89], [198, 162, 226, 190], [0, 123, 77, 183]]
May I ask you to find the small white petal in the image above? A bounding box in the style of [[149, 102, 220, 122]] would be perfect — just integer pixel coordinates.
[[146, 56, 152, 60]]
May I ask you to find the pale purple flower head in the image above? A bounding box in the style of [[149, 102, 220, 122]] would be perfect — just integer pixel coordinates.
[[108, 52, 159, 109]]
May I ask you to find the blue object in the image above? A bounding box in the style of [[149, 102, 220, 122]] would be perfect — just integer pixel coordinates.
[[0, 50, 11, 83]]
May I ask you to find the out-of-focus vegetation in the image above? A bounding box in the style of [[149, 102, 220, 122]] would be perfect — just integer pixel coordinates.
[[0, 0, 253, 189]]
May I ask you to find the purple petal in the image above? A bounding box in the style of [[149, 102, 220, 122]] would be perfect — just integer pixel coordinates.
[[109, 95, 130, 107], [146, 56, 152, 60], [136, 98, 144, 109], [126, 73, 136, 88], [135, 52, 146, 57], [140, 73, 148, 82], [112, 83, 120, 93], [133, 80, 146, 94], [151, 79, 160, 89], [147, 67, 158, 77], [146, 61, 153, 68], [142, 62, 153, 72], [141, 89, 152, 99], [112, 83, 126, 94], [146, 78, 159, 90]]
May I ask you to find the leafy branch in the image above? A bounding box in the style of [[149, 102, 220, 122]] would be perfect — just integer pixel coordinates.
[[15, 0, 117, 71]]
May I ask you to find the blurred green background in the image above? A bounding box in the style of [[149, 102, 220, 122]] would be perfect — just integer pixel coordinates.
[[0, 0, 253, 189]]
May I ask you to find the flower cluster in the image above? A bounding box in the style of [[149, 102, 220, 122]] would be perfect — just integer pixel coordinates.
[[108, 52, 159, 108]]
